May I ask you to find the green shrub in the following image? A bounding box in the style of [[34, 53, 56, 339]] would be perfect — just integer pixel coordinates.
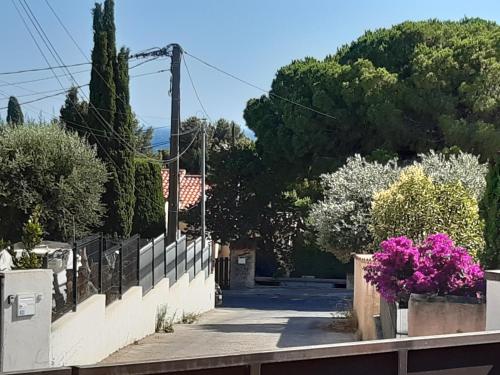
[[21, 206, 43, 251], [480, 154, 500, 268], [371, 166, 485, 259], [132, 158, 165, 238], [0, 124, 107, 241]]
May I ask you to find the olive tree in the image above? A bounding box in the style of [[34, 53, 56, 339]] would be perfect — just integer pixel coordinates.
[[0, 124, 108, 242]]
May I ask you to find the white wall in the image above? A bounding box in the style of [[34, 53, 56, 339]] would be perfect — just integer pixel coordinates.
[[0, 270, 53, 372], [486, 271, 500, 330], [50, 271, 214, 367]]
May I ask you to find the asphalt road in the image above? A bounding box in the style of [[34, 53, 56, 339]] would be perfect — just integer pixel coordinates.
[[103, 286, 355, 364]]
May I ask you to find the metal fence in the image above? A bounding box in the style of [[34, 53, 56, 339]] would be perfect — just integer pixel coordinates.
[[46, 233, 212, 322]]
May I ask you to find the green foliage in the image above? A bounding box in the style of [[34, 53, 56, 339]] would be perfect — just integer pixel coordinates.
[[102, 47, 136, 237], [132, 158, 165, 239], [371, 167, 485, 260], [7, 96, 23, 126], [309, 151, 487, 262], [245, 19, 500, 182], [481, 154, 500, 268], [309, 155, 401, 262], [0, 124, 107, 242], [22, 206, 43, 251], [14, 252, 42, 270], [60, 87, 89, 138]]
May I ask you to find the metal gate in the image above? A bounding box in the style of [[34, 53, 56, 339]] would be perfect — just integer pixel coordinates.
[[215, 257, 230, 289]]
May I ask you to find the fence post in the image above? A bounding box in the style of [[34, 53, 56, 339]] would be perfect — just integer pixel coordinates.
[[72, 241, 78, 312], [185, 238, 188, 272], [151, 238, 155, 288], [136, 236, 141, 287], [194, 239, 197, 275], [98, 233, 103, 293], [163, 233, 167, 277], [119, 241, 123, 300], [175, 238, 178, 281]]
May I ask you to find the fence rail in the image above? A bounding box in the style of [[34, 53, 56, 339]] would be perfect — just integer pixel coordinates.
[[5, 330, 500, 375], [46, 233, 212, 322]]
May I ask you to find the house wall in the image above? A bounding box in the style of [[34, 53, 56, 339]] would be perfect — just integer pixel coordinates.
[[50, 271, 214, 367], [353, 254, 380, 340], [0, 270, 53, 372], [486, 271, 500, 330]]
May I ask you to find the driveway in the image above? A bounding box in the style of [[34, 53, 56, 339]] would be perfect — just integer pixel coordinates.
[[103, 286, 355, 364]]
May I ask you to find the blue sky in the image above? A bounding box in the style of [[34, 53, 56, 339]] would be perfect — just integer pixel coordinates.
[[1, 0, 499, 138]]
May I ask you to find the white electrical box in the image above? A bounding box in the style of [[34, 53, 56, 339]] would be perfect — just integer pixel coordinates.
[[17, 294, 36, 317], [238, 256, 246, 265]]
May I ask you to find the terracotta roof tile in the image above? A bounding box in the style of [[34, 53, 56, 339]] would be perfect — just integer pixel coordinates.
[[161, 169, 207, 210]]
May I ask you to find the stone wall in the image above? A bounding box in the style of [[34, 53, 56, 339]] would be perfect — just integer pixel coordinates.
[[353, 254, 380, 340]]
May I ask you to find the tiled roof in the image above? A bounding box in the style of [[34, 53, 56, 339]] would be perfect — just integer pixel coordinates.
[[161, 169, 206, 210]]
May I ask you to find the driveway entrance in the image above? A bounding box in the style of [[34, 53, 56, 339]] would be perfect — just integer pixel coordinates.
[[103, 286, 355, 364]]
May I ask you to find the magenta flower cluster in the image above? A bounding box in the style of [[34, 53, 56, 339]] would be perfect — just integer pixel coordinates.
[[364, 233, 485, 303]]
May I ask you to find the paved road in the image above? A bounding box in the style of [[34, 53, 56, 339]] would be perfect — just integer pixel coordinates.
[[103, 286, 355, 364]]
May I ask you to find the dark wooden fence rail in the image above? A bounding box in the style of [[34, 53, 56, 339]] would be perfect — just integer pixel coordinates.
[[6, 331, 500, 375]]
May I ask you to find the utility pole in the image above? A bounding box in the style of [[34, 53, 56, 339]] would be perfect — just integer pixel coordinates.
[[201, 120, 206, 249], [167, 44, 182, 245]]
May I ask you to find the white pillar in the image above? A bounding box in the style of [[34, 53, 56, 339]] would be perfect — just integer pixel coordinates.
[[486, 270, 500, 330]]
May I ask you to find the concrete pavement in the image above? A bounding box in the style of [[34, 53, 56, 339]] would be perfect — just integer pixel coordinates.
[[103, 286, 356, 364]]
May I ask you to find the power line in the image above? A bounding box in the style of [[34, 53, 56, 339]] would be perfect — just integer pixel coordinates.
[[182, 54, 212, 123], [0, 62, 89, 76], [184, 50, 337, 120]]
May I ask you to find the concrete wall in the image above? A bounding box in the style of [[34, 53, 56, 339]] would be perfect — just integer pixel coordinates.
[[408, 294, 485, 337], [50, 271, 214, 367], [486, 270, 500, 330], [0, 270, 53, 372], [230, 248, 256, 289], [353, 254, 380, 340]]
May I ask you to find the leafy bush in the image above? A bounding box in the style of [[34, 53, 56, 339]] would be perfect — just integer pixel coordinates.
[[132, 158, 165, 239], [308, 155, 400, 262], [309, 152, 487, 263], [480, 154, 500, 268], [364, 233, 485, 303], [418, 150, 488, 200], [0, 124, 107, 242], [371, 166, 485, 260], [21, 206, 43, 251]]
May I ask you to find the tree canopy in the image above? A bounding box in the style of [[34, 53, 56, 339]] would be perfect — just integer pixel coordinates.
[[244, 19, 500, 182], [6, 96, 23, 126], [0, 124, 107, 242]]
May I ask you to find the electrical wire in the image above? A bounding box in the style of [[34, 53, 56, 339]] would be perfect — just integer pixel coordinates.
[[184, 50, 337, 120], [182, 54, 212, 123]]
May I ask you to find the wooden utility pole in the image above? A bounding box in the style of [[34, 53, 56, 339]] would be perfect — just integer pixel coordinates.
[[167, 44, 182, 245]]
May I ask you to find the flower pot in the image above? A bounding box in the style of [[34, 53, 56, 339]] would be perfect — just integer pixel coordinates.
[[408, 293, 486, 337]]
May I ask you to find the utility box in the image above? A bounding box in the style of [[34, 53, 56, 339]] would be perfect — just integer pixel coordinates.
[[230, 239, 256, 289], [0, 270, 52, 372]]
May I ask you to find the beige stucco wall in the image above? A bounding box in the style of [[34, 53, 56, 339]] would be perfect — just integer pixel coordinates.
[[353, 254, 380, 340], [408, 294, 486, 337], [50, 272, 214, 367]]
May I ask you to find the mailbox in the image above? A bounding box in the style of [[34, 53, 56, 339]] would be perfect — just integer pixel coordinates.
[[16, 294, 36, 317]]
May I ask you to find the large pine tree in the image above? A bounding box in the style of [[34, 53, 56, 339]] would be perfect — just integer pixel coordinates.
[[481, 153, 500, 268], [6, 96, 23, 126]]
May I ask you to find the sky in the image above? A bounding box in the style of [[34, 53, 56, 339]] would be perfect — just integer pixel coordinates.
[[1, 0, 499, 141]]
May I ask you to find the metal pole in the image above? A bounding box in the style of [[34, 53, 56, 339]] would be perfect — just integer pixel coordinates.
[[119, 241, 123, 300], [167, 43, 182, 245], [72, 241, 77, 312], [98, 233, 103, 293], [201, 120, 206, 250], [136, 236, 141, 286], [151, 238, 155, 288]]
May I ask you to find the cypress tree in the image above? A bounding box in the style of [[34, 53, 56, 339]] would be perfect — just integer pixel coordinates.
[[481, 153, 500, 268], [60, 87, 88, 137], [106, 47, 136, 237], [7, 96, 23, 126], [88, 1, 115, 155], [132, 158, 165, 238]]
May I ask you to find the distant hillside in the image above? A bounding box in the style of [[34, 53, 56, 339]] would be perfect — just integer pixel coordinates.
[[151, 128, 170, 150]]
